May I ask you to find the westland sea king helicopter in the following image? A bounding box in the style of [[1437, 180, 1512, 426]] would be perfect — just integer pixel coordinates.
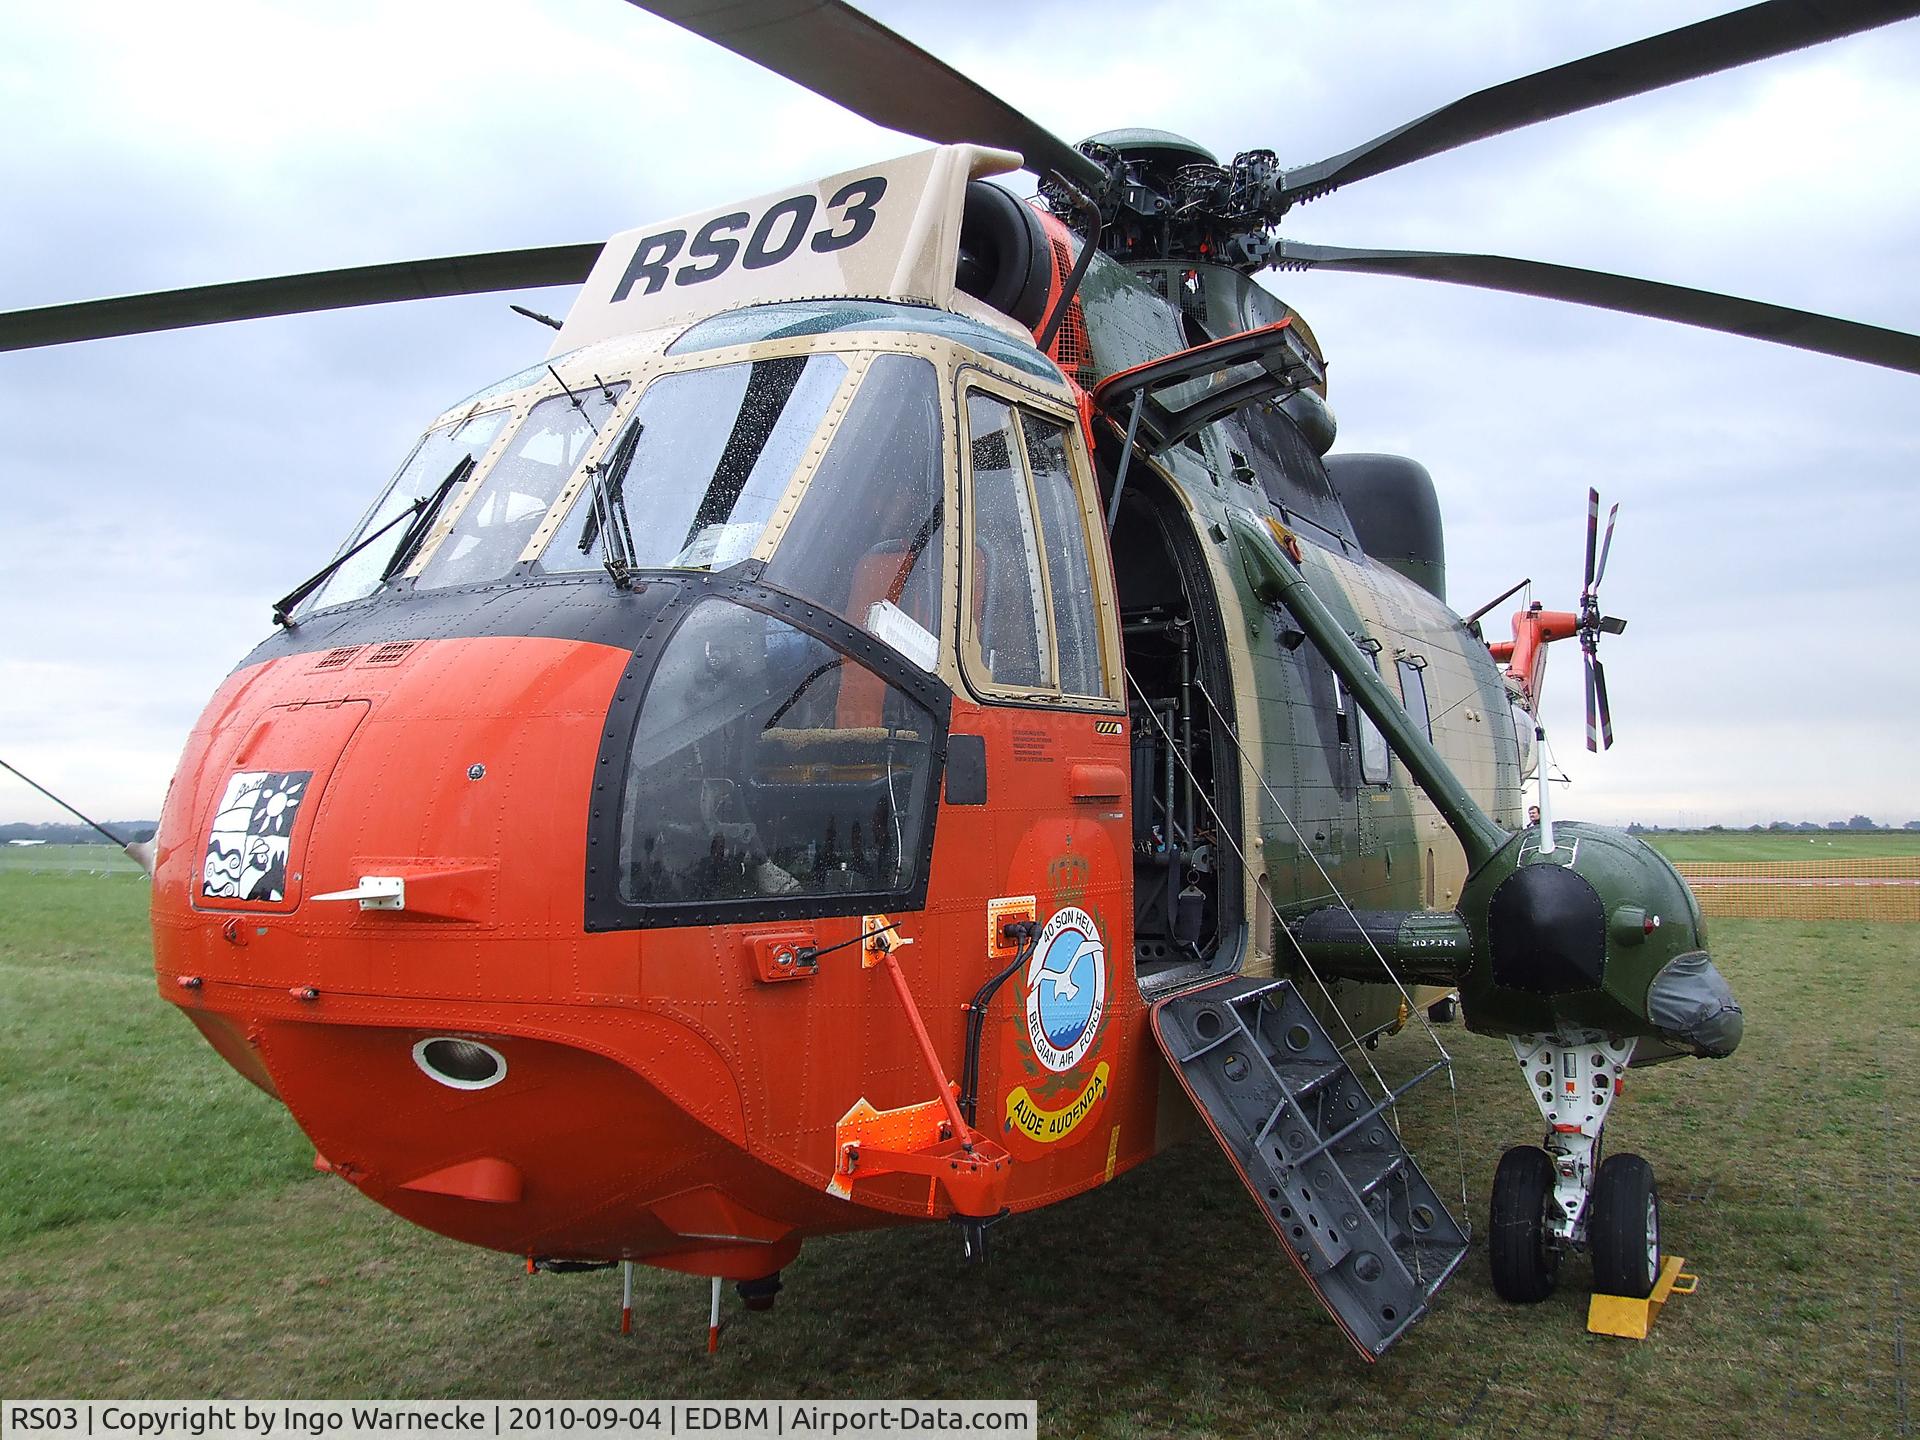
[[8, 0, 1920, 1360]]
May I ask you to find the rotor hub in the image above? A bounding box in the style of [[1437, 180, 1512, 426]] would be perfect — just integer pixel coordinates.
[[1047, 130, 1292, 271]]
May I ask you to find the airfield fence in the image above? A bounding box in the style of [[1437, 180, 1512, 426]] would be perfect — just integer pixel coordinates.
[[1674, 857, 1920, 921]]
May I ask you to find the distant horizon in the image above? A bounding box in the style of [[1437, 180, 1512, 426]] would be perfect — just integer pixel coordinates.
[[7, 815, 1920, 836]]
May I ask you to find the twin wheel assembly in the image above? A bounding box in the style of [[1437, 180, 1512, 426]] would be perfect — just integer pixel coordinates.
[[1487, 1032, 1662, 1304]]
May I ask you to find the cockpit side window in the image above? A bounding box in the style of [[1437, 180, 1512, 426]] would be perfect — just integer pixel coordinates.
[[964, 392, 1052, 690], [1021, 412, 1109, 699], [614, 598, 939, 912], [958, 382, 1116, 707], [416, 385, 626, 590]]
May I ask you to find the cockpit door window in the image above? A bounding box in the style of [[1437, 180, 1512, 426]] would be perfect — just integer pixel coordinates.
[[960, 384, 1116, 706], [964, 392, 1053, 691], [1020, 412, 1110, 700]]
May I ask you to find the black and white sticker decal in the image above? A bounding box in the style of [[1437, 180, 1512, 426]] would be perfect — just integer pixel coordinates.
[[201, 770, 312, 902]]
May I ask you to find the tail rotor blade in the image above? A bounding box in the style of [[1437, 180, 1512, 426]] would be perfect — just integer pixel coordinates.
[[1594, 502, 1620, 590], [1584, 651, 1599, 752], [1584, 488, 1600, 592], [1593, 657, 1615, 750]]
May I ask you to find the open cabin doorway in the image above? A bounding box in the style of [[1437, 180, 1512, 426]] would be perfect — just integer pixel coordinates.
[[1107, 475, 1244, 989]]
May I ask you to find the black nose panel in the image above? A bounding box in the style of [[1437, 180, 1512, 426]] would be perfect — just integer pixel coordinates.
[[1488, 863, 1607, 994]]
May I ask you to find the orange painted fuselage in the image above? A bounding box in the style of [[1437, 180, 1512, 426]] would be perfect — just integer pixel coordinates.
[[153, 630, 1145, 1280]]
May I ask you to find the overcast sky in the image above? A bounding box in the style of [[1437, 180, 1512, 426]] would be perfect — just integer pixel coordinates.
[[2, 0, 1917, 830]]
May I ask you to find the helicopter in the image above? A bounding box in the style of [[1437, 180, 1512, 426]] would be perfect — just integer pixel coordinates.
[[4, 0, 1918, 1363]]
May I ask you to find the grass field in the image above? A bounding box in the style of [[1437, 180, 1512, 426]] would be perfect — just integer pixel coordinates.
[[0, 843, 145, 874], [15, 831, 1916, 874], [0, 871, 1913, 1438], [1643, 830, 1920, 862]]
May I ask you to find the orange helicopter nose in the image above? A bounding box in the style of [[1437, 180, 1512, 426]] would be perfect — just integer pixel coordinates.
[[248, 1012, 803, 1279], [151, 632, 819, 1278]]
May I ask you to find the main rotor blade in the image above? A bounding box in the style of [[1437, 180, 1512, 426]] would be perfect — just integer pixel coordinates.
[[1594, 501, 1620, 590], [0, 244, 604, 353], [1277, 0, 1920, 205], [628, 1, 1106, 192], [1272, 241, 1920, 376]]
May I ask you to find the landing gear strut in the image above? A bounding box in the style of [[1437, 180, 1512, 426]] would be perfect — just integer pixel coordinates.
[[1492, 1031, 1660, 1301]]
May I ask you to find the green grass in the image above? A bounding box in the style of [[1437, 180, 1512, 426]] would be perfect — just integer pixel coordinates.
[[0, 875, 311, 1242], [1644, 830, 1920, 862], [0, 873, 1913, 1438], [0, 842, 143, 873]]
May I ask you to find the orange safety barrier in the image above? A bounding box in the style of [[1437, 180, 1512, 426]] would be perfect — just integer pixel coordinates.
[[1674, 858, 1920, 922]]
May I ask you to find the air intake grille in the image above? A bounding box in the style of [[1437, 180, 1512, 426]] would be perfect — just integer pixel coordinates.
[[1045, 237, 1097, 392], [362, 640, 420, 668], [312, 646, 362, 671]]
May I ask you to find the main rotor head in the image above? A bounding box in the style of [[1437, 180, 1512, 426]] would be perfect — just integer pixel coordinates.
[[1046, 130, 1292, 270]]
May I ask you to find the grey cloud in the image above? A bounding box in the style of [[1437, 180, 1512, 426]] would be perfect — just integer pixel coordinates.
[[2, 0, 1916, 825]]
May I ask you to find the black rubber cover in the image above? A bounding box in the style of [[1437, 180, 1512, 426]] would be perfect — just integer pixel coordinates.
[[1487, 862, 1607, 994], [944, 733, 987, 806]]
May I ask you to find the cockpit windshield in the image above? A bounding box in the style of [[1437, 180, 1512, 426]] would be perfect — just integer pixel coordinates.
[[761, 353, 945, 667], [541, 350, 948, 669], [544, 354, 848, 574], [300, 409, 507, 614], [415, 383, 626, 590]]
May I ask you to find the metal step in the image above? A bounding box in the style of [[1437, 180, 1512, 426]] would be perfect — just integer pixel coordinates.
[[1152, 975, 1470, 1359]]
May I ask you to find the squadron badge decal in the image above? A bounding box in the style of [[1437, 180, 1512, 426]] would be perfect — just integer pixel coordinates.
[[1023, 905, 1107, 1074], [202, 770, 311, 902]]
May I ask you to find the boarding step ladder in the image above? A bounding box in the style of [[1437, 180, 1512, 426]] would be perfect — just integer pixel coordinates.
[[1152, 976, 1469, 1359]]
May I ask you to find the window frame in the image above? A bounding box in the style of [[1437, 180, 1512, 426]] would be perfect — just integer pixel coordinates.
[[1339, 646, 1392, 788], [298, 404, 517, 616], [580, 577, 955, 933], [954, 369, 1121, 711], [400, 382, 636, 584]]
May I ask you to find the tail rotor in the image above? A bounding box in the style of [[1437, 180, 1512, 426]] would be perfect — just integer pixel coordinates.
[[1577, 488, 1627, 751]]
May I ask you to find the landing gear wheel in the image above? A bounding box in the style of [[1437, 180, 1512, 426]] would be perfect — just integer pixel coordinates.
[[1427, 995, 1457, 1025], [1590, 1152, 1660, 1298], [1489, 1145, 1559, 1303]]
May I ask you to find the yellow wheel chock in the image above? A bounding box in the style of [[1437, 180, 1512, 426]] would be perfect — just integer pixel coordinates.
[[1587, 1254, 1698, 1339]]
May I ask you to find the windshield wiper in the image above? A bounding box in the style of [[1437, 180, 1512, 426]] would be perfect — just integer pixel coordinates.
[[380, 456, 474, 582], [580, 420, 643, 590], [272, 455, 475, 627]]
